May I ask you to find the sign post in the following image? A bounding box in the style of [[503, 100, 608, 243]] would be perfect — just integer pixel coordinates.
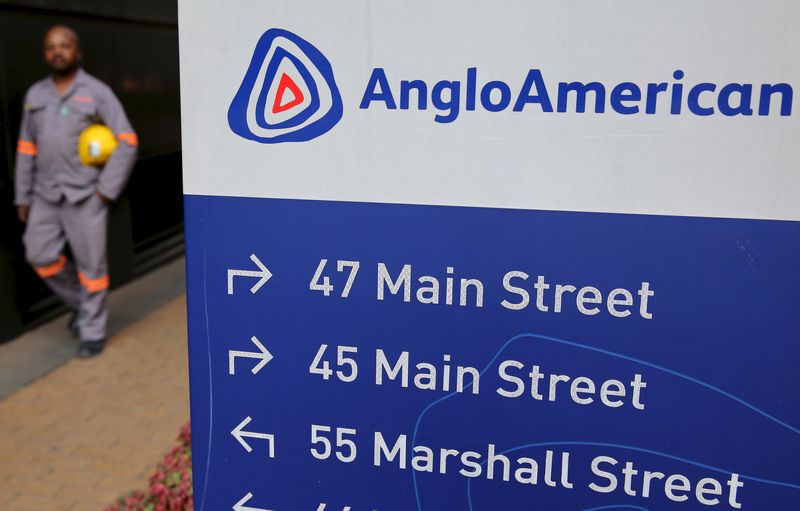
[[179, 2, 800, 509]]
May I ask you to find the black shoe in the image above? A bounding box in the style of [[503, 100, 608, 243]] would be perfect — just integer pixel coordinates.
[[67, 310, 80, 338], [77, 339, 105, 358]]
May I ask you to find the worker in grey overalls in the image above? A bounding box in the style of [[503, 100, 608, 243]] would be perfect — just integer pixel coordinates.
[[14, 25, 137, 358]]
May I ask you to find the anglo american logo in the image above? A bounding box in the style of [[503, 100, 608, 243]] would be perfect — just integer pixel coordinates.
[[228, 28, 342, 143], [229, 29, 794, 143]]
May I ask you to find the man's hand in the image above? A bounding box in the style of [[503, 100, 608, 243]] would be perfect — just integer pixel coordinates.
[[96, 190, 111, 205], [17, 205, 30, 223]]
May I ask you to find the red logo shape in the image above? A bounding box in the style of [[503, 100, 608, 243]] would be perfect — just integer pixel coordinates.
[[272, 73, 305, 113]]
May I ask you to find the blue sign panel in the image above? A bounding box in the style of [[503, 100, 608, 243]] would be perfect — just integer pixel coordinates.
[[185, 195, 800, 510]]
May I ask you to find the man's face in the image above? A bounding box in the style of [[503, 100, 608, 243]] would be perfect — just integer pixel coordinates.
[[44, 28, 80, 74]]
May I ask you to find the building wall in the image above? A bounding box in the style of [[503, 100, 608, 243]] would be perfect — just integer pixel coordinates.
[[0, 0, 183, 342]]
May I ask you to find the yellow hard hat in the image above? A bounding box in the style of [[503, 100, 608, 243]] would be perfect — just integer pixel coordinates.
[[78, 124, 117, 167]]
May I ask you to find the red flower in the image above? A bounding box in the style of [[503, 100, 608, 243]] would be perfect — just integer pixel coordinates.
[[107, 422, 193, 511]]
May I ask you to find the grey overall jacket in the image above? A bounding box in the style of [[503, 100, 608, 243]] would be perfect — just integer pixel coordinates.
[[14, 68, 138, 206]]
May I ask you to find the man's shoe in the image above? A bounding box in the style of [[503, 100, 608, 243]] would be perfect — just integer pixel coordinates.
[[77, 339, 105, 359]]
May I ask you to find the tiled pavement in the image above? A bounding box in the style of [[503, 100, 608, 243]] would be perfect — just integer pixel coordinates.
[[0, 295, 190, 510]]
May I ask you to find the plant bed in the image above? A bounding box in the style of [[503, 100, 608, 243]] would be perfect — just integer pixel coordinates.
[[105, 422, 193, 511]]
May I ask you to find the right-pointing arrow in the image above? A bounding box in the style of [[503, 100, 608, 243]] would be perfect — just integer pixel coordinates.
[[233, 492, 274, 511], [229, 336, 274, 375], [231, 416, 275, 457], [227, 254, 273, 295]]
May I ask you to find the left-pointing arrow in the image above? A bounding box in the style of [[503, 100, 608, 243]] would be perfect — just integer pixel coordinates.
[[229, 336, 274, 375], [231, 416, 275, 457], [233, 492, 274, 511]]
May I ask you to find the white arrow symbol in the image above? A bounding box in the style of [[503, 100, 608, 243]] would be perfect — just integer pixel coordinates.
[[229, 336, 274, 375], [228, 254, 273, 295], [231, 416, 275, 457], [233, 492, 274, 511]]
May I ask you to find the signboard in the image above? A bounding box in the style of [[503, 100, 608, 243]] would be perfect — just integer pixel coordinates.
[[179, 2, 800, 510]]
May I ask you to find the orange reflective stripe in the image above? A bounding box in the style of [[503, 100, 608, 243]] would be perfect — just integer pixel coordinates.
[[35, 255, 67, 278], [17, 140, 38, 156], [78, 272, 109, 293], [117, 132, 139, 146]]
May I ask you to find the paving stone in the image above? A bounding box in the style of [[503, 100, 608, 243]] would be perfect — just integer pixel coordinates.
[[0, 295, 190, 510]]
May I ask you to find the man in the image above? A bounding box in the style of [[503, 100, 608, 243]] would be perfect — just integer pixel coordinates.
[[14, 25, 138, 358]]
